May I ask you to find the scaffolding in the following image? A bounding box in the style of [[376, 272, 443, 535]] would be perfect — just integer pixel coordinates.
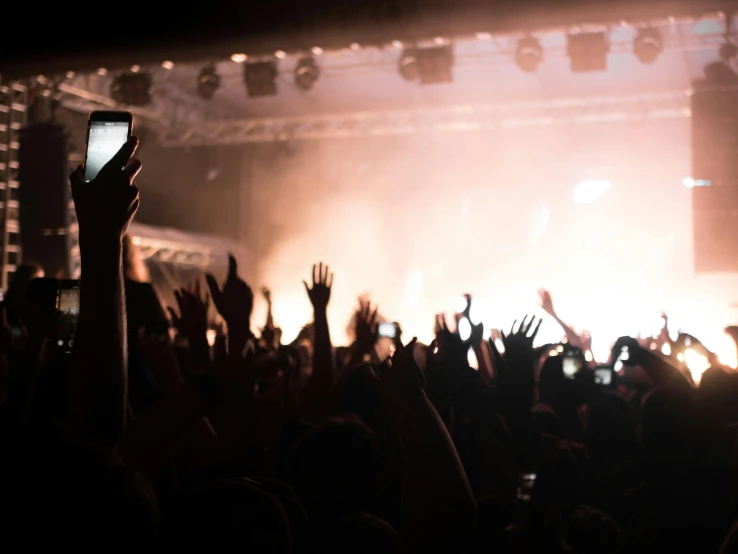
[[0, 83, 27, 289], [157, 89, 693, 146]]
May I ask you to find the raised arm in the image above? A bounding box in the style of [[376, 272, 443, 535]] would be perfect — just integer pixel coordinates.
[[380, 338, 477, 553], [66, 136, 141, 446], [302, 263, 333, 419]]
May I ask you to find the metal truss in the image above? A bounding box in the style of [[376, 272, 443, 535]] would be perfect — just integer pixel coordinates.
[[48, 71, 232, 127], [158, 89, 693, 146]]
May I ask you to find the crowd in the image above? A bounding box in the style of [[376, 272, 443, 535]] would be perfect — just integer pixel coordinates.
[[1, 137, 738, 553]]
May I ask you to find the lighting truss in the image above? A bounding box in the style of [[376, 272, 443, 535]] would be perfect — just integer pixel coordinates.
[[158, 89, 692, 146]]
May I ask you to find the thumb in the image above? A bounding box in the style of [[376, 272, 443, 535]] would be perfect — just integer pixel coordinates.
[[205, 273, 224, 314]]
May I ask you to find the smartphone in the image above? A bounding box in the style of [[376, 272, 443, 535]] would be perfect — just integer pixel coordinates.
[[378, 322, 398, 339], [594, 367, 613, 386], [84, 111, 133, 181], [56, 280, 80, 353], [563, 356, 581, 378]]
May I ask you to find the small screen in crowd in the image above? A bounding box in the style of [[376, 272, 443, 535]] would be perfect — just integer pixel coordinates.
[[595, 368, 613, 385], [84, 121, 129, 181], [58, 287, 80, 350]]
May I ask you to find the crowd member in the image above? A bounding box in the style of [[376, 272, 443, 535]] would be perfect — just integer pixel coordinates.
[[0, 139, 738, 553]]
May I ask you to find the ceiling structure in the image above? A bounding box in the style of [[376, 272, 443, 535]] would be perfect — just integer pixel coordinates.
[[23, 11, 738, 146]]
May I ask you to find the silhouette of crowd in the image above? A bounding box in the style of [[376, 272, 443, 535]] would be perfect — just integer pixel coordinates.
[[2, 137, 738, 553]]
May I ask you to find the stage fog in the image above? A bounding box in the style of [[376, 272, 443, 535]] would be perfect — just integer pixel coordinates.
[[243, 116, 738, 365]]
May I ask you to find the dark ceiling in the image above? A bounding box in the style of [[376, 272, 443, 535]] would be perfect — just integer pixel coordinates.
[[2, 0, 734, 77]]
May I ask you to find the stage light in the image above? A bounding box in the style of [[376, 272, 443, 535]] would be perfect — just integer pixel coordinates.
[[398, 45, 453, 84], [350, 42, 361, 50], [399, 49, 420, 82], [515, 36, 543, 73], [97, 67, 107, 76], [392, 40, 403, 49], [161, 60, 174, 70], [110, 72, 152, 106], [231, 53, 247, 63], [275, 50, 287, 59], [567, 32, 609, 72], [633, 28, 663, 64], [130, 65, 141, 73], [197, 66, 220, 99], [311, 46, 324, 56], [65, 71, 75, 79], [573, 180, 611, 204], [295, 57, 320, 90], [244, 61, 278, 97]]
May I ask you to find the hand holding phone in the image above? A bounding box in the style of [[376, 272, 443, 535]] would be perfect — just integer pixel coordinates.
[[71, 111, 140, 242], [84, 111, 133, 182], [378, 322, 398, 339]]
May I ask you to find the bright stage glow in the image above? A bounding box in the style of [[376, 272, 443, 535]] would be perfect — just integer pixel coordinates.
[[684, 348, 710, 384], [682, 177, 711, 188], [573, 180, 611, 204]]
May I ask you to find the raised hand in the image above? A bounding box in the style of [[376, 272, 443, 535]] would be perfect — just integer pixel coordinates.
[[168, 280, 209, 342], [206, 254, 253, 330], [379, 337, 425, 395], [303, 262, 333, 312], [539, 289, 556, 318], [355, 300, 378, 352], [70, 136, 140, 246], [502, 315, 543, 349]]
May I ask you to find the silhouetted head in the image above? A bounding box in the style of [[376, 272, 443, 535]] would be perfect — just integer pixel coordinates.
[[640, 386, 697, 454], [288, 414, 381, 521], [320, 512, 397, 554], [165, 479, 292, 554]]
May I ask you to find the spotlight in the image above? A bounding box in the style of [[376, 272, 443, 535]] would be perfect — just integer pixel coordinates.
[[294, 57, 319, 90], [515, 36, 543, 72], [110, 72, 152, 106], [398, 48, 420, 82], [197, 66, 220, 99], [567, 32, 609, 72], [633, 28, 663, 64], [398, 45, 453, 85], [244, 61, 278, 97]]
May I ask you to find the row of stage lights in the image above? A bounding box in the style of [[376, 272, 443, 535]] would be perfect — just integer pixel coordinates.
[[106, 26, 736, 106]]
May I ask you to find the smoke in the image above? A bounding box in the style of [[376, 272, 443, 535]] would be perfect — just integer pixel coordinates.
[[244, 119, 738, 363]]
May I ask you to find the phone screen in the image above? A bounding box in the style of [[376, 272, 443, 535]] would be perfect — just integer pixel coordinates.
[[595, 368, 613, 385], [84, 119, 131, 181], [378, 322, 397, 339], [563, 356, 581, 378], [57, 286, 80, 352]]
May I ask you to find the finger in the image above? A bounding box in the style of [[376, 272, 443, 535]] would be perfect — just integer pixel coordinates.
[[123, 158, 142, 183], [530, 318, 543, 340], [303, 280, 311, 296], [205, 273, 222, 309], [312, 264, 317, 286], [70, 164, 84, 187], [509, 321, 517, 335], [327, 272, 334, 289], [166, 307, 180, 327], [103, 136, 139, 175], [370, 308, 378, 326], [174, 289, 185, 312], [523, 316, 534, 335], [194, 279, 201, 300], [227, 254, 238, 282], [501, 331, 507, 341], [318, 262, 323, 285]]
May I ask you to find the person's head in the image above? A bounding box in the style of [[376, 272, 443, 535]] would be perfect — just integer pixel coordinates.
[[164, 479, 292, 554], [333, 363, 381, 430], [288, 414, 381, 521], [566, 505, 622, 554], [640, 386, 697, 454], [319, 513, 397, 554], [122, 234, 150, 283], [4, 261, 44, 325]]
